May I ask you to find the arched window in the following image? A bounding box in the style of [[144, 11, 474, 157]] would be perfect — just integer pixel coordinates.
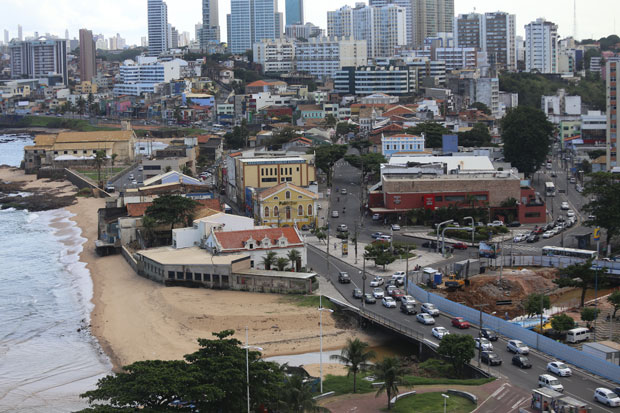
[[274, 206, 279, 217], [285, 191, 291, 199], [298, 205, 303, 216], [308, 204, 313, 216], [286, 206, 291, 219], [264, 206, 269, 217]]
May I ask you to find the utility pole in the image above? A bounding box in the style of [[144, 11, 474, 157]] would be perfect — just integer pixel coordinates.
[[474, 304, 489, 368], [326, 169, 332, 279]]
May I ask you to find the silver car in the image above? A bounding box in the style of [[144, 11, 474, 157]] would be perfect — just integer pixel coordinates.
[[417, 313, 435, 325], [421, 303, 440, 316]]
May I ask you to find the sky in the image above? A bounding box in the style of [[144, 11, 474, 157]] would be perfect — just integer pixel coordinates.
[[1, 0, 618, 45]]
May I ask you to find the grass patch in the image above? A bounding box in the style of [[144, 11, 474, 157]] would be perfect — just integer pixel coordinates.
[[321, 374, 374, 395], [390, 391, 476, 413], [279, 295, 336, 311], [402, 376, 495, 387], [11, 116, 119, 132]]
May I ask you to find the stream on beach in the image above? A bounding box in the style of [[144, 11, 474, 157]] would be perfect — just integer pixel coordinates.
[[0, 134, 111, 412]]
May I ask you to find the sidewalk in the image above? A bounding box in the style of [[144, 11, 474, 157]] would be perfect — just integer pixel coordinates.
[[402, 228, 532, 247]]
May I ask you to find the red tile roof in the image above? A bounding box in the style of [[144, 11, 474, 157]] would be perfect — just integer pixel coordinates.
[[214, 227, 303, 251]]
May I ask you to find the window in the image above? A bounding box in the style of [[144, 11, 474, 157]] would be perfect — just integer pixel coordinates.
[[308, 204, 313, 216], [168, 271, 175, 279], [298, 205, 303, 216], [525, 212, 541, 218], [435, 196, 443, 202], [445, 195, 465, 202], [286, 191, 291, 199], [274, 206, 279, 216], [195, 273, 202, 281], [204, 273, 211, 281], [186, 272, 193, 280], [176, 272, 184, 279], [286, 206, 291, 219]]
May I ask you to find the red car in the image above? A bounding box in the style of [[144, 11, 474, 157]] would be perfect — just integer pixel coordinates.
[[452, 242, 468, 250], [392, 289, 405, 299], [451, 317, 470, 329]]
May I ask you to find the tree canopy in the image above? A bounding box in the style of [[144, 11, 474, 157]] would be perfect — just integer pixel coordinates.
[[330, 338, 376, 393], [554, 259, 608, 307], [550, 313, 576, 333], [457, 123, 493, 147], [311, 144, 348, 186], [609, 291, 620, 318], [582, 172, 620, 247], [523, 293, 551, 317], [501, 106, 554, 176], [405, 122, 450, 148], [581, 307, 600, 329], [224, 119, 249, 149], [145, 195, 199, 232], [437, 334, 475, 378], [344, 152, 386, 177], [364, 243, 396, 270], [373, 357, 407, 410]]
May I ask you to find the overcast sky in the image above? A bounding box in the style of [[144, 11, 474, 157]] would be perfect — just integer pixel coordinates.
[[1, 0, 618, 45]]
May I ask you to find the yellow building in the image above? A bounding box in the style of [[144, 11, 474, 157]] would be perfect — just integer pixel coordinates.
[[257, 183, 318, 228], [75, 81, 98, 94]]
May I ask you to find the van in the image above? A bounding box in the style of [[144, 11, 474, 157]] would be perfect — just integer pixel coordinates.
[[538, 374, 564, 392], [566, 327, 590, 343]]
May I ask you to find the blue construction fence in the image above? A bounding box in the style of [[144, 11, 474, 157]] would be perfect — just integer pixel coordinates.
[[406, 282, 620, 383]]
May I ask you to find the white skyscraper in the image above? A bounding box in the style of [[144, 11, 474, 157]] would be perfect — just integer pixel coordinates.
[[201, 0, 220, 49], [3, 29, 9, 45], [525, 18, 559, 74], [148, 0, 169, 56], [17, 24, 22, 41], [369, 0, 412, 46], [227, 0, 282, 54]]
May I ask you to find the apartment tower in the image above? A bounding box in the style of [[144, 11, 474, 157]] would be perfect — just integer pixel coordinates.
[[227, 0, 282, 54], [147, 0, 168, 56], [285, 0, 304, 26], [607, 60, 619, 169], [201, 0, 220, 49], [79, 29, 96, 82], [524, 18, 558, 74]]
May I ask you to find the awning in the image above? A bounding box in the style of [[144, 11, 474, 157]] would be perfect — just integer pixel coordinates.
[[369, 207, 411, 213]]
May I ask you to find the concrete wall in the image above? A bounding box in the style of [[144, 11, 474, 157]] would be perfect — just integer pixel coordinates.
[[65, 168, 110, 197]]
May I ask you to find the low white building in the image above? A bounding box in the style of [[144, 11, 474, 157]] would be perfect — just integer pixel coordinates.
[[172, 213, 256, 249]]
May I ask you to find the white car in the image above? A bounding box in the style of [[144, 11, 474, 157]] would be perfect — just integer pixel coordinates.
[[392, 271, 406, 278], [401, 295, 416, 305], [547, 361, 572, 377], [432, 326, 449, 339], [372, 288, 385, 299], [391, 224, 401, 231], [372, 213, 381, 221], [542, 231, 554, 239], [561, 202, 570, 210], [475, 338, 493, 351], [377, 235, 392, 242], [594, 388, 620, 407], [337, 224, 349, 232], [513, 234, 527, 243], [507, 339, 530, 355], [487, 220, 504, 227], [417, 313, 435, 325], [566, 210, 575, 218], [370, 276, 385, 287], [421, 303, 440, 316], [382, 297, 397, 308], [331, 210, 339, 218]]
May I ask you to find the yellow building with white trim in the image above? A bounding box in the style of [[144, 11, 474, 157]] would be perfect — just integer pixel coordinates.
[[257, 183, 318, 228]]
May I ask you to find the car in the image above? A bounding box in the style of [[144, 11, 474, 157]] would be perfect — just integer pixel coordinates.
[[372, 288, 385, 299], [451, 241, 469, 251], [542, 231, 554, 239], [576, 184, 584, 193], [392, 289, 405, 300], [391, 224, 401, 231], [392, 271, 406, 277], [432, 326, 450, 339], [527, 234, 540, 243], [338, 272, 351, 283], [566, 210, 575, 218], [547, 361, 572, 377], [370, 276, 385, 287], [481, 351, 502, 366], [416, 313, 435, 325], [475, 337, 493, 351], [401, 295, 416, 306], [569, 177, 576, 184], [371, 232, 384, 239], [507, 340, 530, 354], [595, 388, 620, 407], [533, 226, 545, 235], [400, 302, 417, 315], [422, 241, 438, 249], [382, 297, 397, 308], [331, 210, 339, 218], [487, 220, 504, 227], [538, 374, 564, 392], [451, 317, 470, 329], [301, 224, 310, 231], [561, 201, 570, 210], [386, 285, 398, 296], [340, 188, 347, 195], [138, 165, 143, 171], [352, 288, 363, 299], [372, 213, 381, 221], [508, 221, 522, 227], [511, 355, 532, 369], [551, 172, 558, 177], [391, 275, 405, 286], [480, 328, 498, 341], [421, 303, 440, 316], [129, 173, 134, 180], [513, 234, 527, 243], [377, 235, 392, 243], [131, 179, 138, 185], [363, 294, 376, 304], [337, 224, 349, 232]]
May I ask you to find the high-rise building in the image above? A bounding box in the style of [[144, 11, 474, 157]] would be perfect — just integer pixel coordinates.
[[454, 11, 516, 71], [412, 0, 454, 47], [65, 29, 69, 40], [4, 29, 9, 45], [79, 29, 96, 82], [284, 22, 323, 39], [201, 0, 220, 49], [141, 36, 148, 47], [17, 24, 22, 41], [525, 18, 558, 74], [369, 0, 412, 46], [285, 0, 304, 26], [607, 59, 619, 169], [9, 37, 68, 85], [227, 0, 282, 54], [170, 26, 179, 48], [148, 0, 168, 56]]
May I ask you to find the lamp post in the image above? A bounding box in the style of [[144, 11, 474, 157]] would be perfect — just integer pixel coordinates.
[[474, 304, 489, 368], [436, 220, 453, 254], [442, 394, 450, 413], [318, 295, 334, 394], [464, 216, 474, 247], [243, 326, 263, 413]]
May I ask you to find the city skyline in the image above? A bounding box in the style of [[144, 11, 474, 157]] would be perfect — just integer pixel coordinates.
[[0, 0, 618, 46]]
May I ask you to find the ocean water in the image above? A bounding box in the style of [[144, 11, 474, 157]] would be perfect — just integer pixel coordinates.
[[0, 135, 111, 412]]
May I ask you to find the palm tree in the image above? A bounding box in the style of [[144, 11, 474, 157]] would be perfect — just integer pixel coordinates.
[[141, 215, 157, 247], [330, 338, 376, 393], [374, 357, 408, 410], [287, 249, 302, 272], [278, 374, 329, 412], [262, 251, 277, 270], [110, 153, 118, 166], [94, 150, 107, 187], [275, 257, 290, 271]]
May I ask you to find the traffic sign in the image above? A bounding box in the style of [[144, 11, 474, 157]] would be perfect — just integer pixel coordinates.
[[594, 227, 601, 241]]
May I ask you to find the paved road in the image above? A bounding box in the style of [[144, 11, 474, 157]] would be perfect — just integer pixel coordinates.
[[307, 246, 616, 412]]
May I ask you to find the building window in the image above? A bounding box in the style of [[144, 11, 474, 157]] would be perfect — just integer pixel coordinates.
[[195, 273, 202, 281], [264, 206, 269, 217], [298, 205, 303, 216], [274, 206, 279, 216], [525, 212, 541, 218], [186, 272, 193, 280], [168, 271, 175, 279], [176, 272, 184, 279], [204, 273, 211, 281], [286, 206, 291, 219], [445, 195, 465, 202], [308, 204, 313, 216], [286, 191, 291, 199]]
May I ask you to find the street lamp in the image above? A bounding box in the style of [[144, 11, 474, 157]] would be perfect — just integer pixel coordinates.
[[243, 326, 263, 413], [464, 216, 474, 247], [442, 394, 450, 413], [318, 295, 334, 394], [436, 220, 453, 254]]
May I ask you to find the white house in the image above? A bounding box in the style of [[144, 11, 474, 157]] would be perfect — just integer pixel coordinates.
[[172, 213, 256, 249]]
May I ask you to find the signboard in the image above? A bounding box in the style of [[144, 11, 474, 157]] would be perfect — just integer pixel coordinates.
[[342, 241, 348, 256], [496, 300, 513, 306], [423, 195, 435, 210], [593, 227, 601, 241]]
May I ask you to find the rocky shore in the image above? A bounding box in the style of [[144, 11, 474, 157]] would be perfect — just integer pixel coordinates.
[[0, 166, 77, 211]]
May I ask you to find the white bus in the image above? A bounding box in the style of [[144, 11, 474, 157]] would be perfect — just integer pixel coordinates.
[[542, 246, 597, 260], [545, 182, 556, 197]]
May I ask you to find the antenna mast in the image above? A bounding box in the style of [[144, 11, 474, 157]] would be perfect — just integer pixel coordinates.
[[573, 0, 577, 39]]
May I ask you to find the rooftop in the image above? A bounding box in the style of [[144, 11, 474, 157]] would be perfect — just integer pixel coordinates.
[[138, 246, 248, 265], [235, 268, 316, 280], [214, 227, 303, 251], [387, 155, 495, 171]]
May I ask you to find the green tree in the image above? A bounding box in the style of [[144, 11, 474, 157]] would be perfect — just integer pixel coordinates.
[[458, 123, 493, 147], [330, 338, 376, 393], [224, 120, 250, 149], [582, 172, 620, 248], [311, 144, 348, 187], [344, 152, 386, 178], [550, 313, 576, 333], [608, 291, 620, 318], [523, 293, 551, 317], [94, 150, 106, 186], [501, 106, 554, 176], [350, 139, 371, 153], [287, 249, 301, 272], [437, 334, 475, 378], [325, 114, 337, 127], [471, 102, 491, 115], [364, 243, 396, 270], [145, 195, 199, 232], [555, 259, 608, 307], [87, 93, 95, 113], [278, 374, 329, 412], [373, 357, 407, 410], [181, 165, 193, 176], [140, 215, 157, 248], [77, 96, 86, 115], [275, 256, 290, 271], [262, 251, 277, 270], [405, 122, 450, 148], [173, 106, 182, 123], [581, 307, 600, 330], [336, 122, 359, 139], [110, 153, 118, 166]]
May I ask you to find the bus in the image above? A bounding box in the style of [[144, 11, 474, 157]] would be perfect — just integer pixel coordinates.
[[542, 246, 597, 260], [545, 182, 556, 197]]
